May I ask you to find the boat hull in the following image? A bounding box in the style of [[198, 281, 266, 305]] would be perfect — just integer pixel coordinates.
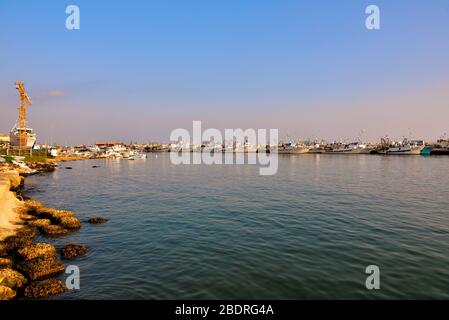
[[431, 148, 449, 155], [386, 147, 423, 155], [9, 128, 36, 148], [278, 147, 310, 154]]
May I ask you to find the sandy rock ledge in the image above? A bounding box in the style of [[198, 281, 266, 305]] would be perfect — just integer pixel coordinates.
[[17, 243, 57, 261], [0, 285, 16, 300], [24, 279, 65, 299]]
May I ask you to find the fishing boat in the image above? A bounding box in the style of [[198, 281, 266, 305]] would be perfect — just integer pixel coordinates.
[[386, 139, 425, 155], [279, 145, 310, 154], [420, 146, 433, 156], [278, 139, 310, 154], [430, 139, 449, 155], [327, 142, 373, 154]]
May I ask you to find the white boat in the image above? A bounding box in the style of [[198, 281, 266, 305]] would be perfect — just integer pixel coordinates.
[[112, 144, 127, 153], [202, 144, 216, 153], [279, 145, 310, 154], [278, 140, 310, 154], [244, 142, 258, 153], [128, 152, 147, 160], [9, 126, 37, 148], [105, 150, 123, 158], [386, 139, 425, 155], [328, 142, 372, 154]]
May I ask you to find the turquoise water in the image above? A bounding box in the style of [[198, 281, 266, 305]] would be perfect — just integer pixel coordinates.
[[24, 154, 449, 299]]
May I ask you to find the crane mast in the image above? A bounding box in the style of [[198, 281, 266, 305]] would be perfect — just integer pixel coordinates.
[[15, 80, 32, 151]]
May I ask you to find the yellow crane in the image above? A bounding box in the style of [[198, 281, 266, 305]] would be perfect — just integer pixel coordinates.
[[15, 80, 32, 151]]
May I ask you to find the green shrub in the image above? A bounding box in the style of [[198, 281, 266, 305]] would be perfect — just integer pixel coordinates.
[[24, 155, 48, 163], [3, 155, 14, 163]]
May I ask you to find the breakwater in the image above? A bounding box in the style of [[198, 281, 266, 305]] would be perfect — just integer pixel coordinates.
[[0, 164, 92, 300]]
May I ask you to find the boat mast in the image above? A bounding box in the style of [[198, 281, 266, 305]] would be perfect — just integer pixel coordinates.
[[15, 81, 32, 151]]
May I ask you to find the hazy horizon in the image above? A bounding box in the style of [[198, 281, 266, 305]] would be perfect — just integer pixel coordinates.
[[1, 0, 449, 145]]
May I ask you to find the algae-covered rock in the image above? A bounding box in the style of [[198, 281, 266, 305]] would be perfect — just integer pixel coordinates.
[[24, 279, 65, 299], [17, 243, 57, 261], [0, 243, 8, 257], [36, 208, 74, 224], [2, 226, 36, 251], [35, 207, 56, 219], [39, 225, 68, 236], [59, 216, 81, 229], [49, 210, 74, 222], [28, 219, 51, 228], [18, 213, 37, 221], [0, 268, 27, 289], [61, 244, 88, 259], [16, 256, 65, 280], [0, 257, 13, 268], [0, 285, 16, 300], [13, 206, 30, 215], [27, 163, 57, 173], [88, 217, 108, 224], [24, 199, 44, 212]]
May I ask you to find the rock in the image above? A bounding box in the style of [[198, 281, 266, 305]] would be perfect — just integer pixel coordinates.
[[27, 162, 57, 173], [24, 199, 45, 217], [19, 213, 37, 221], [50, 210, 74, 222], [61, 244, 88, 259], [2, 227, 36, 251], [3, 172, 24, 191], [88, 217, 108, 224], [0, 285, 16, 300], [0, 268, 27, 289], [17, 243, 57, 261], [0, 243, 8, 257], [28, 219, 51, 228], [39, 225, 68, 236], [24, 279, 65, 299], [13, 206, 30, 215], [37, 208, 74, 223], [35, 207, 56, 219], [16, 256, 65, 280], [17, 226, 37, 238], [24, 198, 44, 212], [0, 257, 13, 268], [58, 216, 81, 229]]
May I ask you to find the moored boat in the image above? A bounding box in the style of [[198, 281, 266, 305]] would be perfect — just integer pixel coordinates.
[[128, 151, 147, 160], [326, 142, 373, 154], [386, 139, 425, 155]]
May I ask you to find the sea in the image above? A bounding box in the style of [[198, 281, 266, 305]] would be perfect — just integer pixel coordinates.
[[23, 153, 449, 299]]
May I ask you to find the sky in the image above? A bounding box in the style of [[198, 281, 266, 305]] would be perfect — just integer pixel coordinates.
[[0, 0, 448, 145]]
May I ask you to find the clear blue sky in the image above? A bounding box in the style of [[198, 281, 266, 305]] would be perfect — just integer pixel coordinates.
[[1, 0, 448, 144]]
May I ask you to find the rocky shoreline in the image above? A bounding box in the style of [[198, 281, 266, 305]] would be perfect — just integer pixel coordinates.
[[0, 163, 90, 300]]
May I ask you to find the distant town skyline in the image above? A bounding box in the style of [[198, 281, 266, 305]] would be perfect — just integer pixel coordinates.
[[1, 0, 449, 145]]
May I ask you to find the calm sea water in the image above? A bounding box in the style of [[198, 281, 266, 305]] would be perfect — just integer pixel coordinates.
[[23, 154, 449, 299]]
